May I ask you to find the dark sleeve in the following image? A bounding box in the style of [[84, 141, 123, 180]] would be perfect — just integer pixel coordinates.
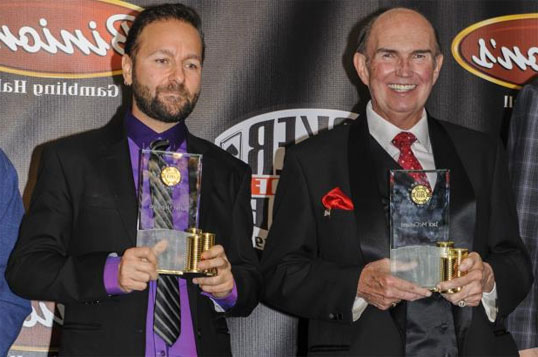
[[0, 149, 31, 355], [485, 139, 534, 319], [225, 165, 262, 317], [505, 81, 538, 349], [6, 145, 110, 304], [261, 149, 361, 323]]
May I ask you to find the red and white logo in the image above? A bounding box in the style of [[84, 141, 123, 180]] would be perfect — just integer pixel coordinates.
[[0, 0, 142, 78], [452, 14, 538, 89], [215, 109, 358, 250]]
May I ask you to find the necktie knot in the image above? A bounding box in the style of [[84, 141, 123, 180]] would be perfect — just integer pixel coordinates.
[[150, 139, 170, 151], [391, 131, 430, 189], [392, 132, 417, 151]]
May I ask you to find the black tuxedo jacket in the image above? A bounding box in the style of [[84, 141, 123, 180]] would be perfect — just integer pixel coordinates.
[[6, 114, 261, 356], [261, 116, 533, 356]]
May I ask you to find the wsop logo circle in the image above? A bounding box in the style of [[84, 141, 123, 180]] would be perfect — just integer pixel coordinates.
[[215, 109, 358, 250], [410, 184, 432, 205]]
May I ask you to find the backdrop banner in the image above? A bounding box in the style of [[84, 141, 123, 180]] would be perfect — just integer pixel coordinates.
[[1, 1, 537, 356]]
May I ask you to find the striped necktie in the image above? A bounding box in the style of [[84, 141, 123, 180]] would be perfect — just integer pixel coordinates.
[[149, 139, 181, 346]]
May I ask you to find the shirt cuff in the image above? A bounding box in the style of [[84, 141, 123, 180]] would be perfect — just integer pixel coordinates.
[[103, 255, 125, 295], [352, 297, 369, 321], [202, 282, 237, 312], [481, 282, 498, 322]]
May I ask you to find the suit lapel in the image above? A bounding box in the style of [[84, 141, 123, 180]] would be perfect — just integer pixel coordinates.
[[429, 118, 476, 250], [348, 118, 391, 262], [99, 116, 138, 247]]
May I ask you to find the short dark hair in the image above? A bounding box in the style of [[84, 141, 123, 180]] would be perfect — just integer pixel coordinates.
[[124, 3, 205, 62], [356, 7, 442, 57]]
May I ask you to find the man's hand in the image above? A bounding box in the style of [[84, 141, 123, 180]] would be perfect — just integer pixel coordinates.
[[117, 246, 160, 293], [437, 252, 495, 307], [357, 258, 432, 310], [192, 245, 234, 298]]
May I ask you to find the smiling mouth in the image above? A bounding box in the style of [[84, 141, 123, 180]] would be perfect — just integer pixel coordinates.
[[388, 84, 417, 92]]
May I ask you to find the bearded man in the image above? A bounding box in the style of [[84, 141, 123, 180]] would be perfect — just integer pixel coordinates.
[[6, 4, 261, 356]]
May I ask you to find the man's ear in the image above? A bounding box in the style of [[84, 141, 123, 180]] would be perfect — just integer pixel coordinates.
[[353, 52, 370, 87], [122, 55, 133, 85]]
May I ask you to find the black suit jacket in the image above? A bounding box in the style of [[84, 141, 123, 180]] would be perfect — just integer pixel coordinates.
[[6, 114, 261, 356], [261, 116, 533, 356]]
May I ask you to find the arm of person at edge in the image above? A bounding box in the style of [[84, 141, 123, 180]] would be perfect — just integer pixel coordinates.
[[0, 150, 31, 356]]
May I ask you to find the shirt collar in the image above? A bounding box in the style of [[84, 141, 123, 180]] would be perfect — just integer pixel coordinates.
[[365, 101, 431, 154], [125, 111, 187, 150]]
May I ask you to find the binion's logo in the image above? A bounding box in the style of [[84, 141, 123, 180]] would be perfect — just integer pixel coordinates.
[[215, 109, 358, 250], [0, 0, 142, 78], [452, 14, 538, 89], [10, 301, 64, 353]]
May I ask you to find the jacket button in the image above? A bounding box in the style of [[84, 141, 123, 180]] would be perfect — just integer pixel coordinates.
[[328, 313, 335, 319]]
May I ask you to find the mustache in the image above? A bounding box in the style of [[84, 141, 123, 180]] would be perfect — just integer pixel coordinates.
[[156, 81, 190, 96]]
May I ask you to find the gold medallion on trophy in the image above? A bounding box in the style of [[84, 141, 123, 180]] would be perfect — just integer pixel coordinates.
[[161, 166, 181, 186], [410, 184, 432, 205]]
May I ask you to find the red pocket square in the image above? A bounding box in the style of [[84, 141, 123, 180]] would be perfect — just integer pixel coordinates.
[[322, 187, 354, 216]]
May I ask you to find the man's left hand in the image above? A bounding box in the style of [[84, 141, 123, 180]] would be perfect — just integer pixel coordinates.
[[192, 244, 234, 298], [437, 252, 495, 307]]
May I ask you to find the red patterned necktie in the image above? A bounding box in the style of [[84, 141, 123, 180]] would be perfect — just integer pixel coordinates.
[[392, 132, 431, 189]]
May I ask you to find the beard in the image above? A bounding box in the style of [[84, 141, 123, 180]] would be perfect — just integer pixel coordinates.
[[131, 72, 200, 124]]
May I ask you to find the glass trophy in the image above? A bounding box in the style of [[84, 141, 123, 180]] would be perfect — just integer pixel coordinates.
[[389, 169, 450, 290], [136, 149, 216, 277]]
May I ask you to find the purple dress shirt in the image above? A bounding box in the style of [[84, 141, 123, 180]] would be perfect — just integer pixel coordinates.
[[103, 112, 237, 357]]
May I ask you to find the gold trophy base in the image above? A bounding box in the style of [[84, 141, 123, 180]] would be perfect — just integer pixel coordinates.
[[438, 287, 462, 294], [182, 270, 217, 278], [157, 268, 185, 275], [157, 268, 217, 277]]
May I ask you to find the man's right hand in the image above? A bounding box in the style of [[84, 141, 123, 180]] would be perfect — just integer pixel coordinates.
[[357, 258, 432, 310], [118, 246, 160, 293]]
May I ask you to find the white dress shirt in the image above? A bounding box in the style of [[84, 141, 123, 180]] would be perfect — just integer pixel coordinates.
[[352, 101, 497, 322]]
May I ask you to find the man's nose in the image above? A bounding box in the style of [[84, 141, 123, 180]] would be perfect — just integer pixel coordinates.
[[396, 58, 412, 77], [169, 64, 185, 83]]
